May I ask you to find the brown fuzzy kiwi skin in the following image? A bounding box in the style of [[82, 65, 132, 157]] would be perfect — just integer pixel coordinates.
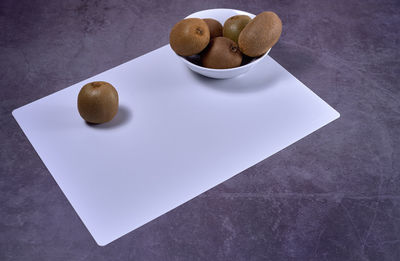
[[201, 37, 243, 69], [170, 18, 210, 56], [238, 11, 282, 57], [203, 18, 223, 38], [77, 81, 119, 124], [223, 15, 252, 44]]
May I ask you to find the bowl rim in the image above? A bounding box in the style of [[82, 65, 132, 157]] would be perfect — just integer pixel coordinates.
[[177, 8, 271, 72]]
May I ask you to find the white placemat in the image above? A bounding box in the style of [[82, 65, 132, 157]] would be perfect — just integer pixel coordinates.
[[12, 45, 339, 246]]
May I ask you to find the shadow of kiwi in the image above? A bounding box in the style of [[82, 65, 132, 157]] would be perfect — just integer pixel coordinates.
[[85, 105, 132, 129]]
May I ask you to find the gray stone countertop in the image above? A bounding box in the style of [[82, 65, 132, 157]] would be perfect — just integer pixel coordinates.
[[1, 0, 399, 260]]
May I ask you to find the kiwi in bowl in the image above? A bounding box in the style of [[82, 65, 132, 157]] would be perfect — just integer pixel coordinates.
[[169, 8, 282, 79]]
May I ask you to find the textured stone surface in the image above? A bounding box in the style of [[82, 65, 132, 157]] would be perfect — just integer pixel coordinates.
[[1, 0, 399, 260]]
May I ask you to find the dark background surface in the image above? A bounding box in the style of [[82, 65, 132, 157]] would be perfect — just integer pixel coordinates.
[[1, 0, 399, 260]]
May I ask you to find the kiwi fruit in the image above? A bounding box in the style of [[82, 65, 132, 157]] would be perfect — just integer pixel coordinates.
[[77, 81, 119, 124], [223, 15, 251, 44], [201, 37, 242, 69], [203, 18, 223, 38], [169, 18, 210, 56], [238, 11, 282, 57]]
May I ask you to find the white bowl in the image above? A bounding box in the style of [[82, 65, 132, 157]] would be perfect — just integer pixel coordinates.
[[174, 8, 270, 79]]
